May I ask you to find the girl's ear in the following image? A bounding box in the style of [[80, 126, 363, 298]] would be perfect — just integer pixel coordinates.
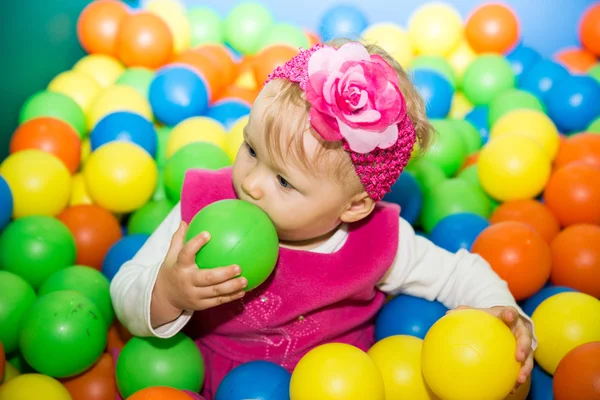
[[340, 191, 376, 223]]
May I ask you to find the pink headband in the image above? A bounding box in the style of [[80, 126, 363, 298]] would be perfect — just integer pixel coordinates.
[[266, 42, 417, 201]]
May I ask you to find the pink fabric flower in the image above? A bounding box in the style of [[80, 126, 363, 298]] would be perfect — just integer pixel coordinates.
[[305, 42, 407, 154]]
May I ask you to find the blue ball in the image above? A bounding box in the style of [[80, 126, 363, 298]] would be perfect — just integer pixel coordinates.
[[546, 75, 600, 133], [429, 213, 490, 253], [102, 234, 149, 281], [318, 5, 368, 42], [521, 285, 576, 317], [206, 100, 251, 130], [383, 172, 423, 225], [506, 45, 541, 84], [0, 176, 13, 232], [520, 59, 570, 102], [375, 294, 448, 341], [215, 360, 291, 400], [90, 111, 158, 157], [411, 69, 454, 119], [530, 364, 553, 400], [149, 65, 209, 126], [465, 105, 490, 145]]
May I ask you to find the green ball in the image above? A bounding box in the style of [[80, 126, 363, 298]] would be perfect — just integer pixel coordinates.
[[164, 142, 232, 202], [458, 166, 500, 212], [410, 56, 457, 88], [259, 23, 310, 51], [19, 91, 86, 138], [128, 199, 175, 236], [462, 55, 515, 106], [115, 68, 154, 98], [153, 168, 167, 201], [225, 2, 273, 55], [449, 119, 482, 155], [0, 216, 76, 290], [0, 271, 36, 354], [587, 116, 600, 134], [186, 199, 279, 291], [19, 290, 107, 378], [423, 119, 468, 177], [405, 159, 447, 197], [421, 178, 493, 233], [188, 8, 224, 46], [116, 333, 205, 398], [589, 63, 600, 84], [155, 125, 171, 169], [38, 266, 114, 326], [488, 88, 545, 126]]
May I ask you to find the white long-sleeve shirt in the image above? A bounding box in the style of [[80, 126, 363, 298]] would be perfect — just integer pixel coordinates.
[[110, 202, 536, 347]]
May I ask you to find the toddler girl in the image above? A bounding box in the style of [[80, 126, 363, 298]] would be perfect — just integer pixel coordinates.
[[111, 40, 535, 399]]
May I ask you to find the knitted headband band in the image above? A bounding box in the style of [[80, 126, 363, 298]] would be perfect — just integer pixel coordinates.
[[265, 42, 417, 201]]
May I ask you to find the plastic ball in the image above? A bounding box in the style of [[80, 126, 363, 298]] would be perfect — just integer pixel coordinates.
[[77, 0, 130, 56], [127, 386, 193, 400], [19, 291, 107, 378], [375, 295, 447, 341], [529, 364, 553, 400], [145, 0, 191, 55], [553, 341, 600, 400], [532, 292, 600, 374], [0, 271, 36, 354], [490, 199, 560, 244], [506, 45, 541, 84], [456, 165, 499, 210], [411, 56, 457, 88], [155, 125, 171, 168], [361, 23, 413, 67], [465, 105, 490, 144], [411, 70, 454, 118], [73, 54, 125, 89], [215, 85, 258, 105], [449, 92, 474, 119], [102, 234, 149, 281], [543, 162, 600, 226], [465, 4, 520, 54], [319, 4, 368, 42], [0, 374, 72, 400], [407, 3, 463, 56], [115, 333, 204, 398], [589, 116, 600, 133], [116, 67, 155, 98], [405, 159, 446, 197], [421, 309, 520, 400], [84, 141, 157, 213], [225, 116, 247, 161], [206, 100, 251, 130], [451, 119, 482, 155], [259, 23, 309, 51], [580, 4, 600, 56], [447, 40, 477, 85], [521, 286, 576, 317], [166, 117, 226, 158], [188, 8, 223, 46], [48, 70, 103, 113], [383, 172, 423, 225], [195, 44, 237, 87], [215, 361, 291, 400], [128, 199, 174, 236], [589, 63, 600, 83], [174, 50, 224, 100], [186, 199, 278, 291], [546, 75, 600, 133], [519, 59, 569, 101], [19, 90, 86, 139], [290, 343, 384, 400], [430, 212, 490, 253], [490, 109, 559, 160], [472, 221, 551, 300], [164, 142, 231, 202], [91, 112, 157, 157], [422, 119, 467, 176], [60, 353, 115, 400], [554, 47, 597, 74], [224, 3, 273, 55], [488, 89, 545, 126], [550, 224, 600, 298], [88, 85, 153, 130], [463, 55, 515, 105], [0, 176, 12, 231], [554, 133, 600, 169], [69, 173, 93, 207], [368, 335, 436, 400], [252, 44, 299, 88], [116, 12, 173, 68]]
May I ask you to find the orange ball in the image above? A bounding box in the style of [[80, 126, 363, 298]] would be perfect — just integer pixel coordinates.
[[550, 224, 600, 298], [465, 4, 520, 53], [490, 199, 560, 244], [471, 221, 551, 300], [305, 30, 321, 46], [175, 49, 224, 100], [58, 205, 123, 270], [544, 162, 600, 226], [459, 152, 479, 172], [580, 4, 600, 56], [553, 341, 600, 400], [253, 45, 300, 88], [195, 44, 237, 87], [126, 386, 193, 400], [10, 117, 81, 174], [214, 85, 258, 106], [554, 47, 597, 73], [77, 0, 130, 56], [554, 133, 600, 170], [117, 12, 173, 68], [61, 353, 116, 400]]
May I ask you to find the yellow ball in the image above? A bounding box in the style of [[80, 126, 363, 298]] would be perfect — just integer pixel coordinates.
[[447, 40, 477, 84], [449, 92, 474, 119], [0, 150, 71, 218], [225, 116, 248, 161], [48, 70, 102, 113], [532, 292, 600, 375], [421, 309, 520, 400], [87, 85, 153, 130], [408, 3, 464, 56], [146, 0, 191, 54], [478, 133, 551, 201], [83, 142, 157, 213], [73, 54, 125, 88], [0, 374, 72, 400], [81, 137, 91, 164], [361, 23, 414, 67], [2, 361, 20, 384], [70, 173, 93, 207], [290, 343, 385, 400], [166, 117, 227, 159], [490, 110, 560, 160], [367, 335, 437, 400]]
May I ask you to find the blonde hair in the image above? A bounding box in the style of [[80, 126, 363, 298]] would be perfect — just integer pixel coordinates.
[[261, 39, 434, 193]]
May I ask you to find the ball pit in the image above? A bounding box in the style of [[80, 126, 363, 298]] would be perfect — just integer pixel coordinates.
[[215, 361, 291, 400], [375, 294, 447, 340], [48, 70, 103, 113], [74, 54, 125, 89], [90, 111, 157, 157]]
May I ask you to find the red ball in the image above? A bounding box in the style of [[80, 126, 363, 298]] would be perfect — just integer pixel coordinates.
[[61, 353, 116, 400], [465, 4, 520, 53], [116, 12, 174, 68], [580, 4, 600, 56], [553, 341, 600, 400], [77, 0, 131, 56]]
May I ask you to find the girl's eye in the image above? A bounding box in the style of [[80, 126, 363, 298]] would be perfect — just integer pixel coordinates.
[[246, 143, 256, 158], [278, 175, 292, 189]]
